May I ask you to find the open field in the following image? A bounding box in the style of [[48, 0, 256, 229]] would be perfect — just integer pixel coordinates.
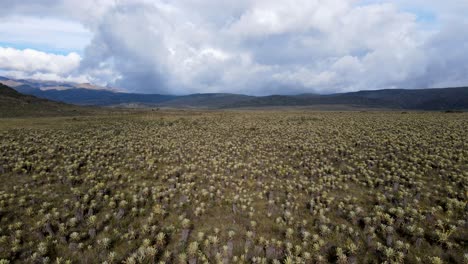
[[0, 111, 467, 263]]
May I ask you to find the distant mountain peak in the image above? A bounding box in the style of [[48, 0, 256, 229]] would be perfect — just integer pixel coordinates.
[[0, 76, 120, 92], [2, 76, 467, 110]]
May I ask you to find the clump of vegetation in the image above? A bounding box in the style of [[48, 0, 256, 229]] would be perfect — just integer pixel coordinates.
[[0, 111, 466, 263]]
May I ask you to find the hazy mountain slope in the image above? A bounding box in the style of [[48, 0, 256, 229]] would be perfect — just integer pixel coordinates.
[[159, 93, 255, 108], [0, 84, 88, 117], [13, 85, 177, 106], [224, 94, 394, 109], [8, 77, 468, 110], [0, 76, 118, 91], [350, 87, 468, 110], [225, 87, 468, 110]]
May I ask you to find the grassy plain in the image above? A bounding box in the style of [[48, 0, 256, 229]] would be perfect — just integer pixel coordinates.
[[0, 110, 466, 263]]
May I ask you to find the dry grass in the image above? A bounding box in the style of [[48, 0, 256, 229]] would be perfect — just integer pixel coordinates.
[[0, 110, 466, 263]]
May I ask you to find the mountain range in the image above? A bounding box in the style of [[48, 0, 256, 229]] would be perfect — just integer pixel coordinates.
[[1, 76, 467, 110]]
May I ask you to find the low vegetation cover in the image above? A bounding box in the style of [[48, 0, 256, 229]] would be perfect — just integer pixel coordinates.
[[0, 111, 466, 263], [0, 84, 88, 118]]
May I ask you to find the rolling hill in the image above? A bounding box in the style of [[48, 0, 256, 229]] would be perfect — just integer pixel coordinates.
[[225, 87, 468, 110], [0, 83, 89, 118], [13, 85, 176, 106], [2, 76, 468, 110], [349, 88, 468, 110], [157, 93, 255, 108]]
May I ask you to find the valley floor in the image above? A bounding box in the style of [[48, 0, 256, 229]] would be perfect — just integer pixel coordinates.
[[0, 111, 467, 263]]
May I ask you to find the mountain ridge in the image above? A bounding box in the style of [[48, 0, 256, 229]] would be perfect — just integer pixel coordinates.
[[0, 76, 120, 92], [0, 83, 90, 117], [2, 76, 467, 110]]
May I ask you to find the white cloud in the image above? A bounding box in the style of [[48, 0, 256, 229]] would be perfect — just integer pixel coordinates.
[[227, 0, 351, 37], [0, 47, 81, 74], [0, 0, 467, 94], [3, 70, 91, 84], [0, 47, 108, 84]]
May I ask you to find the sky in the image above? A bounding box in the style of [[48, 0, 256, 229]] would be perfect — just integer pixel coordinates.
[[0, 0, 467, 95]]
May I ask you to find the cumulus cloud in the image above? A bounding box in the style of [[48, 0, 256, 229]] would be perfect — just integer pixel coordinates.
[[0, 47, 80, 74], [0, 0, 468, 94], [0, 47, 104, 84]]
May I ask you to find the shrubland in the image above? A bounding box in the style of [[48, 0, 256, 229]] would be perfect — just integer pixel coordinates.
[[0, 111, 466, 263]]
